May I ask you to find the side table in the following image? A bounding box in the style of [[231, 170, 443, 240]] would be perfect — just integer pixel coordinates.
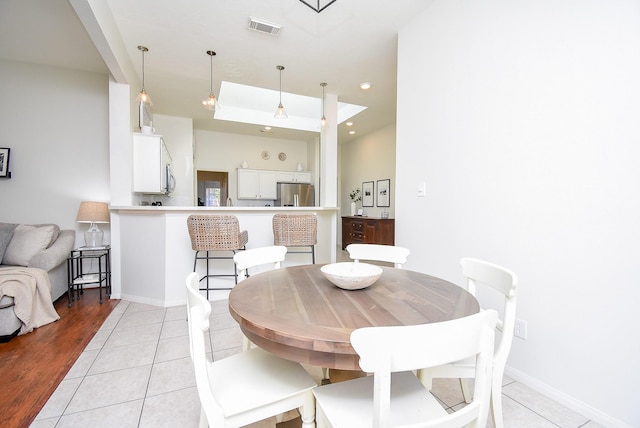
[[67, 245, 111, 306]]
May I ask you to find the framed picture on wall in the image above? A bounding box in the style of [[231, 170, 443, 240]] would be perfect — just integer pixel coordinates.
[[377, 179, 390, 207], [0, 148, 10, 178], [362, 181, 374, 207]]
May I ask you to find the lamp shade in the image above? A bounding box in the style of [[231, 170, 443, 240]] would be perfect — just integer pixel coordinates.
[[76, 202, 110, 224]]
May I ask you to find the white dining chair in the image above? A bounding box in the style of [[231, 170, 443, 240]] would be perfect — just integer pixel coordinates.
[[313, 310, 498, 428], [185, 272, 317, 428], [233, 245, 287, 350], [418, 257, 518, 428], [327, 243, 409, 382], [233, 245, 287, 282], [346, 243, 410, 268]]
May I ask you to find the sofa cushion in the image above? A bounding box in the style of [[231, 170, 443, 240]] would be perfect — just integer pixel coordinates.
[[2, 224, 56, 267], [33, 224, 60, 247], [0, 223, 18, 263]]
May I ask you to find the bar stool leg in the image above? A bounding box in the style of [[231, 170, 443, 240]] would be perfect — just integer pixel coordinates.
[[234, 257, 238, 284], [98, 256, 103, 304], [205, 251, 210, 300], [193, 248, 245, 298]]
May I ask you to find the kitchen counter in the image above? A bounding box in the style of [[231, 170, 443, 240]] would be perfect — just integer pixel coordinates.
[[111, 205, 338, 212], [109, 206, 340, 307]]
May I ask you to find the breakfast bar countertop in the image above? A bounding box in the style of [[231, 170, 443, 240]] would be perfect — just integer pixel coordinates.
[[110, 206, 340, 212]]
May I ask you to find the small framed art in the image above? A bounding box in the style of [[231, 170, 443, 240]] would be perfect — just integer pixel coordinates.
[[362, 181, 374, 207], [0, 148, 10, 178], [377, 179, 390, 207]]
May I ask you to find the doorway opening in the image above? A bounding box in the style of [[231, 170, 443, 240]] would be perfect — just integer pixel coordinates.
[[197, 171, 228, 206]]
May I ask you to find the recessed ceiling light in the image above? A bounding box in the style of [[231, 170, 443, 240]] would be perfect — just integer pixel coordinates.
[[346, 121, 353, 126], [360, 82, 371, 90], [348, 130, 356, 135], [264, 126, 272, 130]]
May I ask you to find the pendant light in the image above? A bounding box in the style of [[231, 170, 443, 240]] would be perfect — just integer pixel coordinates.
[[320, 82, 327, 127], [202, 50, 218, 111], [274, 65, 287, 119], [136, 46, 152, 105]]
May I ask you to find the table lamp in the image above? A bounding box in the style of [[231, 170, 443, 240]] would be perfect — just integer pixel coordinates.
[[76, 201, 110, 247]]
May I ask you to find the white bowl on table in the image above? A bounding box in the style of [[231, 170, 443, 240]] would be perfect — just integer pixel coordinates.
[[320, 262, 383, 290]]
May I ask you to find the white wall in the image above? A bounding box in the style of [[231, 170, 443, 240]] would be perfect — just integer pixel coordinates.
[[396, 1, 639, 427], [194, 129, 316, 206], [0, 59, 110, 248], [339, 124, 396, 221]]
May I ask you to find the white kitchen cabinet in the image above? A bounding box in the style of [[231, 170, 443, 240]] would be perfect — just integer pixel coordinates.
[[237, 169, 278, 199], [295, 172, 312, 183], [277, 171, 311, 183], [133, 133, 173, 194]]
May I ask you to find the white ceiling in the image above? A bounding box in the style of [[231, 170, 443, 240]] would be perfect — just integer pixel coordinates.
[[0, 0, 433, 143]]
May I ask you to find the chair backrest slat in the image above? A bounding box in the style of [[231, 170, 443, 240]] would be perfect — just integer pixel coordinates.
[[346, 243, 410, 268], [460, 257, 518, 366], [233, 246, 287, 281]]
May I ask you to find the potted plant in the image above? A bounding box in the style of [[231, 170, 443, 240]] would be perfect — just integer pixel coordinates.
[[349, 188, 362, 216]]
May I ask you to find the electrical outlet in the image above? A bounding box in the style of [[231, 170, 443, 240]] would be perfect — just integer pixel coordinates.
[[514, 319, 528, 340]]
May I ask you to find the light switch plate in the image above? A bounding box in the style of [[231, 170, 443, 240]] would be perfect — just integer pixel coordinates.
[[417, 182, 426, 197]]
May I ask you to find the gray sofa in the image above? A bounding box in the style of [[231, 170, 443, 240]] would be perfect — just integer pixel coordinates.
[[0, 223, 75, 340]]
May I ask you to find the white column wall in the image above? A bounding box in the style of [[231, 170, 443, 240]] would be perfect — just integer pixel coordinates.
[[320, 92, 338, 208]]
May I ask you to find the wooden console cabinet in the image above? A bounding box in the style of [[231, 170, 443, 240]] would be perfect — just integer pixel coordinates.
[[341, 216, 395, 249]]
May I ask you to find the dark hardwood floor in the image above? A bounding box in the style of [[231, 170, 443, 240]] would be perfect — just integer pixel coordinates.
[[0, 289, 118, 427]]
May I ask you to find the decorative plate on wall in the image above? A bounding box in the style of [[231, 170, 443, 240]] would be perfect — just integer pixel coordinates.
[[278, 152, 287, 161], [261, 150, 270, 160]]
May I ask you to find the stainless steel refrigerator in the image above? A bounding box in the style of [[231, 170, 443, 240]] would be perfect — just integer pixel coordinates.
[[276, 182, 315, 207]]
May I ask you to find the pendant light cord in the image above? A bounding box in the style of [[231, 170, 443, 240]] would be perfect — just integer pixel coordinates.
[[274, 65, 287, 118], [137, 45, 149, 93], [279, 68, 283, 105], [202, 51, 217, 111], [210, 54, 213, 94], [208, 51, 216, 94]]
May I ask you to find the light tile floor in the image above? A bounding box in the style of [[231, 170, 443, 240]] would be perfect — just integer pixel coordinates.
[[31, 253, 605, 427]]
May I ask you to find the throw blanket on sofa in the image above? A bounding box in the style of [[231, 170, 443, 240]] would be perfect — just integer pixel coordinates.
[[0, 267, 60, 335]]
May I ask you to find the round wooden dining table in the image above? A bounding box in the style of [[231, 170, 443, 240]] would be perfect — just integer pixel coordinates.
[[228, 264, 479, 371]]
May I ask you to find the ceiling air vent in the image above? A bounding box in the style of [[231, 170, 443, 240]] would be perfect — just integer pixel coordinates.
[[248, 16, 282, 36]]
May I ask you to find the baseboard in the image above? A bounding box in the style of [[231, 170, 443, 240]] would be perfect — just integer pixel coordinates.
[[118, 293, 168, 308], [504, 366, 632, 428]]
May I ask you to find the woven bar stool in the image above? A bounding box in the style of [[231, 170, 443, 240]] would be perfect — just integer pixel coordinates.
[[187, 214, 248, 298], [272, 213, 317, 264]]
